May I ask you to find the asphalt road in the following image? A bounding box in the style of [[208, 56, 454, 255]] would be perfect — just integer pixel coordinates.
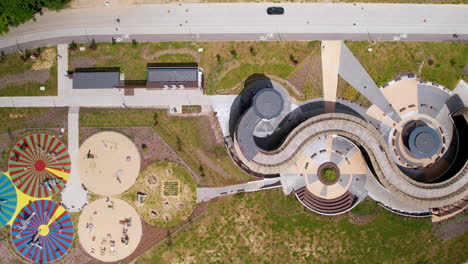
[[0, 3, 467, 53]]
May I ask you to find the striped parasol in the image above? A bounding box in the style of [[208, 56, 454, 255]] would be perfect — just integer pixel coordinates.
[[11, 200, 74, 263], [8, 133, 71, 198], [0, 172, 18, 228]]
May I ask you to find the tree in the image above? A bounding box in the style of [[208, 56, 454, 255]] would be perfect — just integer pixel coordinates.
[[230, 49, 239, 59], [176, 136, 182, 151], [216, 54, 223, 65], [153, 112, 159, 126], [68, 41, 77, 51], [89, 39, 97, 50], [249, 46, 257, 56], [20, 49, 31, 62], [0, 0, 71, 35], [0, 51, 6, 63], [198, 164, 205, 177]]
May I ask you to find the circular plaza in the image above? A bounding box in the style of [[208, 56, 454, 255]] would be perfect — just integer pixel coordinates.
[[78, 131, 141, 196], [77, 197, 142, 262]]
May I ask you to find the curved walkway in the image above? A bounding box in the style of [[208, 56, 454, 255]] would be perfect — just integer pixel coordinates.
[[233, 113, 467, 208]]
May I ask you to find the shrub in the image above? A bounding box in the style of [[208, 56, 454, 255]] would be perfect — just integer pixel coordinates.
[[230, 49, 239, 59], [132, 39, 138, 49], [176, 136, 182, 151], [198, 164, 205, 177], [322, 168, 337, 182], [0, 51, 6, 63], [141, 144, 148, 153], [20, 49, 31, 62], [68, 41, 77, 51], [216, 54, 223, 65], [153, 112, 159, 126], [89, 39, 97, 50], [249, 46, 257, 56], [289, 54, 299, 65]]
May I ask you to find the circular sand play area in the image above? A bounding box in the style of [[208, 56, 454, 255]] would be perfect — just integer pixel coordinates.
[[78, 131, 140, 196], [121, 162, 196, 227], [78, 198, 142, 262]]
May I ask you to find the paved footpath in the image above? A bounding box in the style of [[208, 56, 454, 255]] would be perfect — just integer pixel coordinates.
[[321, 40, 342, 113], [61, 106, 88, 212], [0, 89, 211, 107], [197, 178, 282, 203]]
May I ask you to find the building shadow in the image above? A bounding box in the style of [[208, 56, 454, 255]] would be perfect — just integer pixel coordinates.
[[228, 74, 272, 137]]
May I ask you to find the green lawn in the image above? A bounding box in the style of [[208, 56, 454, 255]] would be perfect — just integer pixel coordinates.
[[136, 188, 467, 264], [68, 41, 318, 95], [346, 41, 468, 89], [79, 108, 253, 187], [0, 108, 53, 134]]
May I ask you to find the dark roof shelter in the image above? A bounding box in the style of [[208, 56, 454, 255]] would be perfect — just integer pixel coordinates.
[[146, 66, 200, 88], [72, 72, 120, 89]]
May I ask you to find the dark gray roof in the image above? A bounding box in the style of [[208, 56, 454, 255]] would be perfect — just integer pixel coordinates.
[[408, 126, 441, 158], [147, 67, 198, 83], [253, 88, 284, 120], [73, 72, 120, 89]]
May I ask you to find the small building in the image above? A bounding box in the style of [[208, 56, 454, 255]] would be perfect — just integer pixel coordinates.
[[146, 67, 203, 89], [72, 71, 120, 89]]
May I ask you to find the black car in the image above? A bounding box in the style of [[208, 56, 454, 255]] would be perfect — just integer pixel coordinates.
[[267, 7, 284, 15]]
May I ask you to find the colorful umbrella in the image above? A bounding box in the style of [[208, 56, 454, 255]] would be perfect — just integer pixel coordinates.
[[11, 200, 74, 263], [8, 133, 71, 198], [0, 172, 17, 228]]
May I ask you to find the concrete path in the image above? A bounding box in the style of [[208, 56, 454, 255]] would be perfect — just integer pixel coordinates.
[[196, 178, 282, 203], [0, 89, 211, 107], [365, 172, 429, 213], [338, 43, 400, 122], [321, 40, 342, 113], [1, 3, 467, 53], [61, 107, 88, 212], [57, 44, 72, 96]]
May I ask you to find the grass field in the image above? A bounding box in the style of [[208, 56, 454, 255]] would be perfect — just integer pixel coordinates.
[[337, 76, 372, 108], [68, 41, 318, 95], [136, 188, 467, 264], [346, 41, 468, 89], [0, 47, 58, 96], [79, 108, 253, 187], [0, 108, 55, 134]]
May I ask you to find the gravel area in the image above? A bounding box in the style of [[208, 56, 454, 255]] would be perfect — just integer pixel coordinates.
[[70, 57, 97, 69], [0, 69, 50, 89]]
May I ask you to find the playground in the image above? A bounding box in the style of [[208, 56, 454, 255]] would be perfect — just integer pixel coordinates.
[[77, 197, 142, 262], [78, 131, 141, 196], [121, 162, 196, 227], [8, 133, 71, 198]]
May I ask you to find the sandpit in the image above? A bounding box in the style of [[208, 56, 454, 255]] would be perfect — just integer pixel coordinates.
[[78, 131, 140, 196], [78, 198, 142, 262]]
